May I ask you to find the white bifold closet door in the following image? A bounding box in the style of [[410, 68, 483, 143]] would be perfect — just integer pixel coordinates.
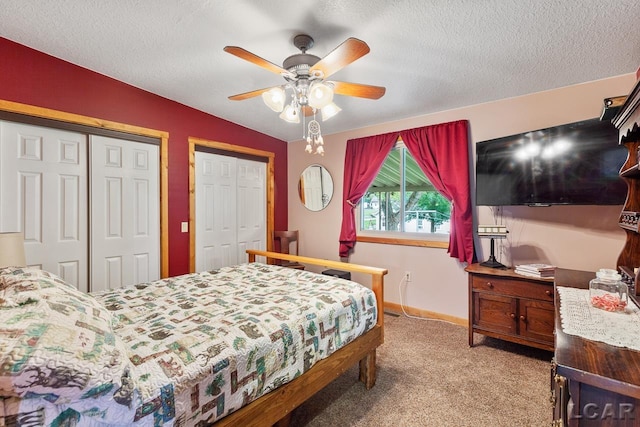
[[0, 121, 89, 290], [194, 151, 266, 272], [90, 135, 160, 292], [0, 121, 159, 292]]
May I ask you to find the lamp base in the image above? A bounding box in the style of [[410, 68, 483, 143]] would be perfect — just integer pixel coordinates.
[[480, 256, 507, 270], [479, 237, 507, 270]]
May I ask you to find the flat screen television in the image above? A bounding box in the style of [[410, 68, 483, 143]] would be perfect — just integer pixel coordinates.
[[475, 118, 627, 206]]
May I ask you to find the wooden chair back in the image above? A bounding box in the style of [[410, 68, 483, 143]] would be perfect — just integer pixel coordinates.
[[273, 230, 304, 269], [273, 230, 299, 255]]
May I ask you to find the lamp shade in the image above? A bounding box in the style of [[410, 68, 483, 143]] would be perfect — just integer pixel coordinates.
[[262, 87, 286, 112], [321, 102, 342, 121], [279, 104, 300, 123], [308, 82, 334, 109], [0, 232, 26, 268]]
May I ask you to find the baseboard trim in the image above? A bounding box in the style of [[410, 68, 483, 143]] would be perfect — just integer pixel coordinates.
[[384, 301, 467, 327]]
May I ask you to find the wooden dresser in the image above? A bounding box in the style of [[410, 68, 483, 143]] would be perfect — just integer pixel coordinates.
[[466, 263, 555, 351], [552, 268, 640, 426]]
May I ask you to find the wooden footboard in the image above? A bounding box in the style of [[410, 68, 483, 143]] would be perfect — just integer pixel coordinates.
[[246, 250, 386, 330], [211, 250, 387, 427]]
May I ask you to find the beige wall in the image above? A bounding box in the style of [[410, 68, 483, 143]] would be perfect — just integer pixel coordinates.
[[288, 73, 637, 322]]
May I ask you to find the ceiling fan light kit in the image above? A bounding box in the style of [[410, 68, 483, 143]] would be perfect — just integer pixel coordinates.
[[224, 34, 385, 154]]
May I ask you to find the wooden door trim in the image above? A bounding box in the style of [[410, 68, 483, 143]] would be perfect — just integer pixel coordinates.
[[188, 137, 275, 273], [0, 99, 169, 279]]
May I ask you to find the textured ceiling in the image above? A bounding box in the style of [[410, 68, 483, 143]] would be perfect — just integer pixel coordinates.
[[1, 0, 639, 142]]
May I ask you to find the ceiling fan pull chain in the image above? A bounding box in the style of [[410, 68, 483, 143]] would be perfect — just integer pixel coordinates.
[[303, 110, 306, 139], [304, 109, 313, 154]]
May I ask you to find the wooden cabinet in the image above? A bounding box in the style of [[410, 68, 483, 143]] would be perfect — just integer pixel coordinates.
[[613, 77, 640, 297], [553, 268, 640, 427], [466, 263, 555, 351]]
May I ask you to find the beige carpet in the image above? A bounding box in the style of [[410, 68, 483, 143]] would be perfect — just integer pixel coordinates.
[[289, 313, 552, 427]]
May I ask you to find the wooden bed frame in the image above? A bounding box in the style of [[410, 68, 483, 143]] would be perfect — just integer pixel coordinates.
[[210, 250, 387, 427]]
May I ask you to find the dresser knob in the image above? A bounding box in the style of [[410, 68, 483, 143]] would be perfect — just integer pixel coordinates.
[[487, 282, 493, 288], [520, 315, 526, 322], [545, 290, 552, 297], [510, 313, 516, 319]]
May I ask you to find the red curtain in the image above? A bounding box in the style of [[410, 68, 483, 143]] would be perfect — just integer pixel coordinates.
[[339, 120, 475, 264], [338, 133, 397, 257], [399, 120, 474, 264]]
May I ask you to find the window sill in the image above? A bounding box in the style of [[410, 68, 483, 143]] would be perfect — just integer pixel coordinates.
[[356, 235, 449, 249]]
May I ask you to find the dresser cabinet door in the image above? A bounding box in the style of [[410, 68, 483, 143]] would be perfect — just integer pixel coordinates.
[[518, 299, 555, 344], [472, 292, 517, 335]]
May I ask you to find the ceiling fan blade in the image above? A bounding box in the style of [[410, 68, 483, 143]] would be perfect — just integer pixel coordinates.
[[310, 38, 370, 79], [330, 81, 386, 99], [224, 46, 292, 77], [228, 86, 274, 101]]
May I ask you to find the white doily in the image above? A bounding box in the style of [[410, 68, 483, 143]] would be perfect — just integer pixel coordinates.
[[557, 286, 640, 350]]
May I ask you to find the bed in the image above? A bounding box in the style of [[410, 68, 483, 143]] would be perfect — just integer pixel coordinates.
[[0, 250, 387, 426]]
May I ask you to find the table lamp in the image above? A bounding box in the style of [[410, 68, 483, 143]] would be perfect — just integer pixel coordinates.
[[0, 232, 26, 268], [477, 225, 508, 269]]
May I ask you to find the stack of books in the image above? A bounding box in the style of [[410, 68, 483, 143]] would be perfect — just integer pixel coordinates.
[[514, 263, 556, 278]]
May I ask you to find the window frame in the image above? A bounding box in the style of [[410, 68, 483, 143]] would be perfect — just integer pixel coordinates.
[[356, 142, 450, 248]]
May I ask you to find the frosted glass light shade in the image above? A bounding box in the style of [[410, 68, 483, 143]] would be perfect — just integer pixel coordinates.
[[279, 104, 300, 123], [0, 232, 26, 268], [308, 82, 334, 109], [262, 87, 286, 112], [321, 102, 342, 121]]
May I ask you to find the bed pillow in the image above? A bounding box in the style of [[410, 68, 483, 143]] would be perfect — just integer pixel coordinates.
[[0, 267, 137, 408], [0, 267, 74, 306]]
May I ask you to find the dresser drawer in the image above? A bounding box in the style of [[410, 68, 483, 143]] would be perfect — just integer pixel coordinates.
[[471, 274, 554, 301]]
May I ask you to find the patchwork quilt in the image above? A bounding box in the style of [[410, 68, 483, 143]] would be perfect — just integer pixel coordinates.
[[0, 263, 377, 426]]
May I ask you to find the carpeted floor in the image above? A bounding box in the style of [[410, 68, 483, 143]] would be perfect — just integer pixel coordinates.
[[289, 313, 552, 427]]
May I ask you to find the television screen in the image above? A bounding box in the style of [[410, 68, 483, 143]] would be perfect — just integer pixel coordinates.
[[475, 118, 627, 206]]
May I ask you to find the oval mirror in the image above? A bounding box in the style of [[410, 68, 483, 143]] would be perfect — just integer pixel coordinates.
[[298, 164, 334, 211]]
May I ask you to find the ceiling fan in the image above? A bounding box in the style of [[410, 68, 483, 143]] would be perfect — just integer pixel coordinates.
[[223, 34, 385, 153]]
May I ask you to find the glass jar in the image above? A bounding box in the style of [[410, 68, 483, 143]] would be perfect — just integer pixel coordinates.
[[589, 268, 628, 312]]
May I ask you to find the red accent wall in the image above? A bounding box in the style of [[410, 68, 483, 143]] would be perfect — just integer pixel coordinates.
[[0, 37, 288, 277]]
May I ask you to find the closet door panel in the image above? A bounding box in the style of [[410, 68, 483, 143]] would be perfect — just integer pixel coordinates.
[[0, 121, 88, 290], [236, 159, 266, 262], [90, 135, 159, 292], [195, 152, 238, 271]]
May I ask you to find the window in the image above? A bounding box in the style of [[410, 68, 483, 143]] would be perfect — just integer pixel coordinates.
[[359, 143, 451, 237]]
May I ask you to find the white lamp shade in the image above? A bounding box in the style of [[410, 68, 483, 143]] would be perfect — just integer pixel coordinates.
[[308, 81, 334, 109], [0, 232, 26, 268], [321, 102, 342, 121], [279, 104, 300, 123], [262, 87, 285, 112]]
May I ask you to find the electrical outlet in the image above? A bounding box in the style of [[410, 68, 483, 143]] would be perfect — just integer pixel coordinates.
[[405, 271, 411, 282]]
